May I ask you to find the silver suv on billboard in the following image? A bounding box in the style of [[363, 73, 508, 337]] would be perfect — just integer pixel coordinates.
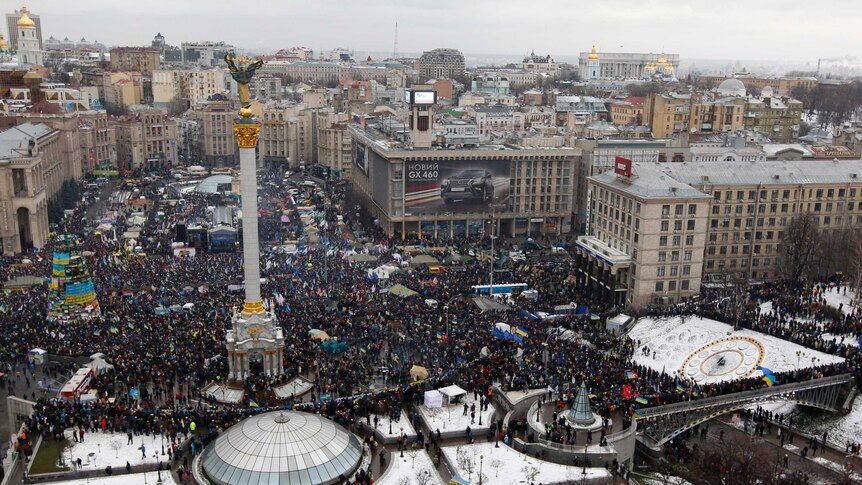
[[441, 169, 495, 203]]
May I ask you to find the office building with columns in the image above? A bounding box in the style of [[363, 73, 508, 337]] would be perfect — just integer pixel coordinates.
[[578, 164, 710, 307], [349, 97, 579, 238], [579, 49, 679, 80], [0, 123, 76, 254], [580, 159, 862, 308]]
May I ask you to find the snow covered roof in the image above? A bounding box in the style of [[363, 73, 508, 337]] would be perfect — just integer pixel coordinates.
[[589, 163, 711, 200], [659, 159, 862, 186]]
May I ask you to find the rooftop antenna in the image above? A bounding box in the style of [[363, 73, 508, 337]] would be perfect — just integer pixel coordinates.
[[393, 20, 399, 59]]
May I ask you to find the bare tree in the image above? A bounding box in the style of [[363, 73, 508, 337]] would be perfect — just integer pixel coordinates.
[[778, 213, 820, 286], [397, 477, 412, 485], [109, 438, 123, 458], [521, 463, 540, 484], [490, 458, 504, 477], [695, 433, 781, 485], [406, 447, 421, 469], [414, 468, 434, 485]]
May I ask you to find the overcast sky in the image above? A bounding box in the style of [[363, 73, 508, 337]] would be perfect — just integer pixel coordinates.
[[22, 0, 861, 63]]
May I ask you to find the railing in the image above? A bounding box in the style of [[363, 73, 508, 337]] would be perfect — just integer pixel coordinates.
[[637, 374, 855, 419]]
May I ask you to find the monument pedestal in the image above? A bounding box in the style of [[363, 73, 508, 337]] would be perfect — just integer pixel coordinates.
[[226, 305, 285, 381]]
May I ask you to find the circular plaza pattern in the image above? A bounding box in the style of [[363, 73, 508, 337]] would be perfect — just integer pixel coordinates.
[[680, 336, 766, 384]]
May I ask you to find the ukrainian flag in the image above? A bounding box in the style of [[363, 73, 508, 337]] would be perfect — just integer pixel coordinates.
[[0, 304, 6, 314], [676, 383, 686, 393], [633, 410, 643, 418], [635, 396, 649, 405], [590, 313, 600, 321], [762, 375, 777, 387], [515, 326, 529, 337], [626, 370, 638, 380], [109, 326, 119, 334], [249, 400, 260, 408], [692, 388, 700, 397], [436, 331, 444, 340]]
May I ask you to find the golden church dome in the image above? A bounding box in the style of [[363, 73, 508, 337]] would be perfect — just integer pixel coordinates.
[[17, 5, 35, 29], [588, 44, 599, 61], [0, 33, 7, 50]]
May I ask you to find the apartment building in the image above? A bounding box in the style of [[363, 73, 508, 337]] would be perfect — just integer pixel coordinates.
[[187, 95, 236, 167], [152, 68, 227, 108], [316, 111, 352, 180], [417, 48, 465, 80], [258, 103, 308, 170], [609, 97, 644, 126], [113, 108, 178, 170], [581, 166, 711, 307], [17, 111, 115, 175], [697, 75, 817, 97], [581, 160, 862, 307], [743, 93, 803, 143], [102, 71, 143, 110], [573, 138, 690, 233], [109, 47, 161, 76]]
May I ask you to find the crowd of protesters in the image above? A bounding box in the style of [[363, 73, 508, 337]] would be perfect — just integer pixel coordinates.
[[0, 167, 859, 483]]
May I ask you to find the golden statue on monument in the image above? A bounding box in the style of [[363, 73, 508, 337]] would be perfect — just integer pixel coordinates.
[[224, 54, 264, 118]]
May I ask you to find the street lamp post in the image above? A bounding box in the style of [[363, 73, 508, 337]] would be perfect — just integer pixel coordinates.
[[479, 455, 484, 485]]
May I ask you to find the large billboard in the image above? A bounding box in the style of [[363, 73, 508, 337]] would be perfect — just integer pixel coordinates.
[[354, 144, 368, 175], [405, 159, 510, 213]]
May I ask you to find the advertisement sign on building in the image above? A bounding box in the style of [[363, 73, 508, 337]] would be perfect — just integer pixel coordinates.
[[354, 144, 368, 175], [413, 91, 436, 105], [614, 156, 632, 177], [405, 159, 510, 213]]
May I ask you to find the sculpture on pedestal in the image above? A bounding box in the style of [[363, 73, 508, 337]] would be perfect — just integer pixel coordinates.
[[222, 55, 285, 381]]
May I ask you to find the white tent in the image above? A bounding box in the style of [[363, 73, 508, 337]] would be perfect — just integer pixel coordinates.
[[424, 390, 443, 409], [494, 322, 512, 333], [438, 385, 468, 406]]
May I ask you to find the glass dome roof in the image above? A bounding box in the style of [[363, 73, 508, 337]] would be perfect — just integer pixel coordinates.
[[195, 175, 233, 194], [201, 411, 362, 485]]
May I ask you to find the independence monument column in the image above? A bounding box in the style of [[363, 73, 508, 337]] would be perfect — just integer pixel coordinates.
[[223, 55, 285, 381]]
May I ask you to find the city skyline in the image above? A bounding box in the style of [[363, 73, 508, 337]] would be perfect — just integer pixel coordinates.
[[17, 0, 862, 64]]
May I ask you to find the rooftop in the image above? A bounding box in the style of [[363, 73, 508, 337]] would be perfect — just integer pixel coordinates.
[[589, 162, 712, 200], [201, 411, 362, 485], [659, 159, 862, 186]]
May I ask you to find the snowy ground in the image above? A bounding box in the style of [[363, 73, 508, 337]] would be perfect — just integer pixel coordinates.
[[376, 449, 444, 485], [371, 412, 417, 439], [418, 393, 496, 433], [819, 287, 858, 315], [64, 429, 172, 470], [273, 376, 314, 398], [52, 471, 177, 485], [504, 388, 547, 405], [202, 383, 243, 404], [442, 442, 611, 485], [628, 316, 843, 384], [638, 472, 693, 485]]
